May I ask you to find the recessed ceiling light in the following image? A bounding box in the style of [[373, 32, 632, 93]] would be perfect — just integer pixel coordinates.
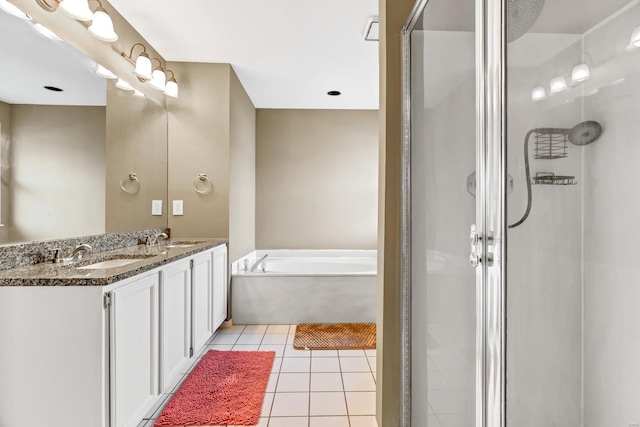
[[44, 86, 63, 92], [327, 91, 341, 96]]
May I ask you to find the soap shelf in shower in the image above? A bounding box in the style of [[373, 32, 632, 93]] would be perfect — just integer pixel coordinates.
[[531, 172, 577, 186]]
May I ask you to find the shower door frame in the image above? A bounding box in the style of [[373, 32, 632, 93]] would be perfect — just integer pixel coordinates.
[[399, 0, 507, 426]]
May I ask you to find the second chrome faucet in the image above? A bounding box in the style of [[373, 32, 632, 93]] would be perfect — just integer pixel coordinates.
[[51, 244, 92, 264]]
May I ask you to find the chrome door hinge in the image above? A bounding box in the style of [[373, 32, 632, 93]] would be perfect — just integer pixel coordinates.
[[103, 292, 111, 309], [189, 347, 194, 358], [470, 225, 495, 267]]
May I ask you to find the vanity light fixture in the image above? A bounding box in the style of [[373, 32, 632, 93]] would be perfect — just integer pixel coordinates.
[[87, 0, 117, 42], [34, 22, 63, 41], [121, 43, 153, 80], [58, 0, 93, 21], [549, 76, 568, 94], [571, 63, 591, 84], [0, 0, 31, 19], [115, 79, 134, 91], [531, 86, 546, 102], [95, 64, 117, 79], [148, 58, 166, 91], [163, 70, 178, 98]]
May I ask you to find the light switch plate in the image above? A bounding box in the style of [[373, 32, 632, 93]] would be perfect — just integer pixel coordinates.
[[151, 200, 162, 216], [172, 200, 184, 216]]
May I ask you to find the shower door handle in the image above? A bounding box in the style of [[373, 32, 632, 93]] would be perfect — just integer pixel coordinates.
[[469, 224, 481, 267]]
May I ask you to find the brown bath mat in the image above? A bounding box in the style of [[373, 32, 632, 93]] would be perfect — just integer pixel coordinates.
[[293, 323, 376, 350]]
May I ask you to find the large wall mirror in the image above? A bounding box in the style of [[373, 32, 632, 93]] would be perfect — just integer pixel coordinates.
[[0, 7, 168, 245]]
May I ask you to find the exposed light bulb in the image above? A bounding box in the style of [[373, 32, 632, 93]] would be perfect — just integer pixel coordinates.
[[96, 64, 117, 79], [115, 79, 134, 91], [531, 86, 546, 102], [163, 79, 178, 99], [33, 23, 62, 41], [0, 0, 30, 19], [550, 76, 568, 94], [88, 8, 118, 42], [571, 64, 591, 84]]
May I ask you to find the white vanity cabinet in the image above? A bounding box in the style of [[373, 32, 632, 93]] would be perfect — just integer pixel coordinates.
[[110, 272, 160, 427], [0, 243, 228, 427], [158, 259, 192, 392], [212, 244, 228, 330]]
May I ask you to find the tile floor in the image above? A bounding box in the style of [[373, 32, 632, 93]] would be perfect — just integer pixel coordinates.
[[138, 324, 378, 427]]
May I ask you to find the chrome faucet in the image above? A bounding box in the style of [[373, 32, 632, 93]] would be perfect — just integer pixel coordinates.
[[148, 232, 169, 246], [51, 244, 92, 263], [250, 254, 269, 272]]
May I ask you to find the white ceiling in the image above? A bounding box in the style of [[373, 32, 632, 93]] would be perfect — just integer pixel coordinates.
[[0, 9, 106, 106], [107, 0, 379, 110]]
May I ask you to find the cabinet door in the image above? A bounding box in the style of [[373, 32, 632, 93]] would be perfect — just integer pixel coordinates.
[[212, 245, 228, 331], [159, 260, 191, 392], [192, 250, 214, 352], [110, 274, 159, 427]]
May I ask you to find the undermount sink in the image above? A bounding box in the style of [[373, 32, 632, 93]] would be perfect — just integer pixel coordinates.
[[162, 240, 205, 249], [78, 259, 143, 269]]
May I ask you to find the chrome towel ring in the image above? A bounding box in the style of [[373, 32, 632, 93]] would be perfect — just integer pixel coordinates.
[[120, 173, 140, 195], [193, 173, 213, 195]]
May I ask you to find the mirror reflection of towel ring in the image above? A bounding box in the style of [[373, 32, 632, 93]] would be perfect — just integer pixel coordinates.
[[120, 173, 140, 195], [193, 173, 213, 195]]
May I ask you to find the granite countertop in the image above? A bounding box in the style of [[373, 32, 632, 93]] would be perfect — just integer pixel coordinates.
[[0, 239, 227, 287]]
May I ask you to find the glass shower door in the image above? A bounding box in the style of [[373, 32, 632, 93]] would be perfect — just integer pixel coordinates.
[[505, 0, 640, 426], [404, 0, 479, 425]]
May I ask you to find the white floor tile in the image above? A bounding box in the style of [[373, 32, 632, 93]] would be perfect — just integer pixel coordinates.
[[364, 350, 376, 357], [276, 373, 311, 392], [340, 357, 371, 373], [230, 418, 268, 427], [345, 392, 376, 416], [218, 324, 246, 334], [309, 392, 348, 416], [284, 346, 311, 358], [260, 344, 287, 358], [338, 349, 366, 357], [232, 344, 260, 351], [211, 333, 240, 345], [262, 334, 288, 345], [281, 357, 311, 373], [272, 358, 283, 373], [267, 324, 291, 334], [310, 416, 350, 427], [311, 357, 341, 373], [245, 325, 269, 333], [267, 373, 279, 392], [205, 343, 233, 352], [271, 392, 310, 417], [268, 417, 309, 427], [236, 333, 265, 345], [372, 371, 376, 381], [310, 372, 344, 392], [261, 392, 274, 417], [342, 372, 376, 392], [367, 357, 377, 373], [287, 334, 295, 345], [312, 350, 339, 358], [349, 416, 379, 427]]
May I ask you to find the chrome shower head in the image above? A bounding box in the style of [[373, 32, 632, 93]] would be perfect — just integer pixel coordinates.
[[507, 0, 546, 42], [568, 120, 603, 146]]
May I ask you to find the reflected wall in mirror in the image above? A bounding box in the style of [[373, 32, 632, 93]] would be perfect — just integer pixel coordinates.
[[0, 5, 168, 244]]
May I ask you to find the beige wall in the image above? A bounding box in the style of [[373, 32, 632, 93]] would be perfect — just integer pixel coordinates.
[[378, 0, 416, 426], [256, 109, 378, 250], [10, 105, 105, 242], [166, 62, 231, 239], [229, 69, 256, 261], [105, 86, 168, 233]]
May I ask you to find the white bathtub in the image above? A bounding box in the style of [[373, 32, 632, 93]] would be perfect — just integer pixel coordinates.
[[231, 250, 377, 324]]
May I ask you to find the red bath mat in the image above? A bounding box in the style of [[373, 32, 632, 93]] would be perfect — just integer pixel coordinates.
[[154, 350, 275, 426]]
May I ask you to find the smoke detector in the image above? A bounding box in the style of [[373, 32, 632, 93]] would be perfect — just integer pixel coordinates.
[[363, 16, 379, 41]]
